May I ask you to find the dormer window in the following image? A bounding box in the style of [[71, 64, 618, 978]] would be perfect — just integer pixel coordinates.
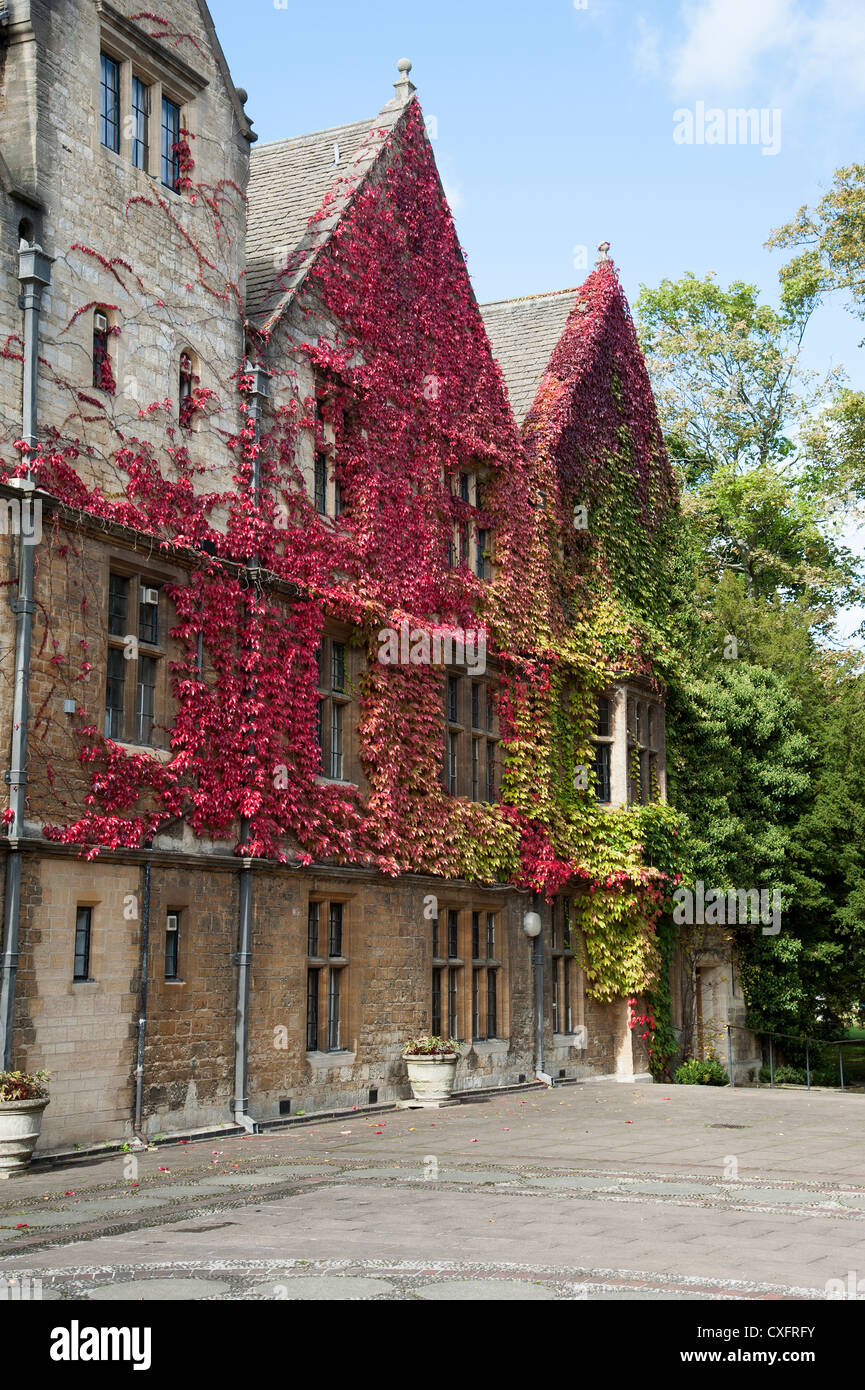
[[100, 53, 121, 152], [98, 11, 204, 183]]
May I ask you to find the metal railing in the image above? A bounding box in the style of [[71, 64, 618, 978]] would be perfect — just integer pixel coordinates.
[[725, 1022, 865, 1091]]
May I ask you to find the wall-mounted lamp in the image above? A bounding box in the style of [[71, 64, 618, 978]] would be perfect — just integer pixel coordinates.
[[523, 910, 541, 939]]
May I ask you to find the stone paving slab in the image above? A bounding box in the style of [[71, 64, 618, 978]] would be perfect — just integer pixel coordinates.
[[0, 1257, 826, 1302], [1, 1182, 860, 1290], [0, 1086, 862, 1299]]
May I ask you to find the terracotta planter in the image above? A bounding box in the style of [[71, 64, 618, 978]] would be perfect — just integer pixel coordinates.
[[403, 1053, 458, 1103], [0, 1097, 49, 1177]]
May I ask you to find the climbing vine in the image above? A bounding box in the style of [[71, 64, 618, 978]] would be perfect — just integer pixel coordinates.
[[2, 99, 687, 1006]]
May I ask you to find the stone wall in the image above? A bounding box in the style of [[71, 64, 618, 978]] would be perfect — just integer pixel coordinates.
[[7, 845, 645, 1149], [0, 0, 250, 497]]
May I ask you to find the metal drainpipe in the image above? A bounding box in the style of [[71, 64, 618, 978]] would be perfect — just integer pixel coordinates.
[[533, 891, 545, 1080], [234, 831, 255, 1132], [0, 242, 52, 1069], [133, 853, 152, 1143], [232, 361, 269, 1135]]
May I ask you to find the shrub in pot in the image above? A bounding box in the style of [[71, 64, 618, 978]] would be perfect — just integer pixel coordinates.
[[0, 1070, 50, 1176], [402, 1036, 462, 1102]]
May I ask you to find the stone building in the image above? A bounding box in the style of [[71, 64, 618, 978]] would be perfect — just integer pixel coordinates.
[[0, 2, 750, 1153]]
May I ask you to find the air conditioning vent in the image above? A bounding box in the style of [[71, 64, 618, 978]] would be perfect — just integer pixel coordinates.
[[94, 311, 108, 332], [141, 586, 159, 606]]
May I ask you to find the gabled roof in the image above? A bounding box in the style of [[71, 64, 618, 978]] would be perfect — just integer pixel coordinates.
[[246, 97, 408, 330], [479, 289, 581, 424]]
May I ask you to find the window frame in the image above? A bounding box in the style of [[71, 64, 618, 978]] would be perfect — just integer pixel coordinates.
[[551, 897, 582, 1037], [131, 73, 151, 171], [92, 307, 115, 393], [433, 906, 503, 1044], [627, 692, 664, 805], [316, 635, 353, 783], [160, 93, 183, 190], [471, 909, 500, 1040], [73, 905, 93, 982], [104, 567, 168, 750], [307, 896, 349, 1054], [96, 15, 204, 180], [445, 671, 500, 801], [100, 51, 121, 153], [446, 464, 495, 579], [164, 910, 180, 981]]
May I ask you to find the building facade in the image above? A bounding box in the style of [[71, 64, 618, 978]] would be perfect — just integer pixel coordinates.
[[0, 2, 750, 1153]]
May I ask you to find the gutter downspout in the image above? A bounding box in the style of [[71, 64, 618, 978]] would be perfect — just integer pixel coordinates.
[[133, 853, 152, 1144], [234, 839, 255, 1132], [232, 362, 270, 1135], [0, 241, 52, 1069], [532, 891, 547, 1083]]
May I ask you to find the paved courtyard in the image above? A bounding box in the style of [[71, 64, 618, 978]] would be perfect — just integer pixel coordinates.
[[1, 1081, 864, 1300]]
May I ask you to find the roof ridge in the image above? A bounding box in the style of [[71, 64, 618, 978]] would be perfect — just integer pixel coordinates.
[[248, 99, 414, 332], [252, 116, 383, 152], [480, 288, 580, 309]]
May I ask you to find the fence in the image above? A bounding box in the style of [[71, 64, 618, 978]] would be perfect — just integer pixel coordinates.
[[725, 1023, 865, 1092]]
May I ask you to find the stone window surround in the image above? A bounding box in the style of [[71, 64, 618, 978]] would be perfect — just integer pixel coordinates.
[[551, 896, 586, 1041], [432, 902, 507, 1044], [71, 896, 101, 985], [443, 666, 499, 803], [164, 908, 182, 983], [104, 555, 176, 755], [626, 687, 666, 806], [95, 2, 207, 186], [315, 626, 359, 787], [306, 890, 353, 1059], [589, 682, 667, 808], [303, 376, 344, 520], [446, 463, 495, 580]]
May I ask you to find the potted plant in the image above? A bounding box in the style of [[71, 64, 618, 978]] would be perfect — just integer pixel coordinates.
[[402, 1036, 462, 1103], [0, 1070, 50, 1177]]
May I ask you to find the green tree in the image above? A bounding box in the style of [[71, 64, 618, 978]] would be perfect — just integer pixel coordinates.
[[637, 267, 865, 1040]]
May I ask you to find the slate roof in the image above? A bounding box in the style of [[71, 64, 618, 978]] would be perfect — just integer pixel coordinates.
[[246, 102, 406, 330], [479, 289, 581, 424]]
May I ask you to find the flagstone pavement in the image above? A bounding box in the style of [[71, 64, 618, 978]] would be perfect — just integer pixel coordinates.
[[1, 1081, 863, 1300]]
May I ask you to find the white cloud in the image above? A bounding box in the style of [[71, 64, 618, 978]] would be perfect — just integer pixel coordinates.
[[798, 1, 865, 90], [670, 0, 795, 95], [664, 0, 865, 102], [632, 16, 662, 79]]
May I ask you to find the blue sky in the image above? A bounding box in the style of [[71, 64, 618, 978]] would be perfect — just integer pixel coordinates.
[[208, 0, 865, 639]]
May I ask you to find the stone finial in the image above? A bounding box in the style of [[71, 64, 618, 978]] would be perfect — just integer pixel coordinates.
[[393, 58, 416, 104], [596, 240, 611, 264]]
